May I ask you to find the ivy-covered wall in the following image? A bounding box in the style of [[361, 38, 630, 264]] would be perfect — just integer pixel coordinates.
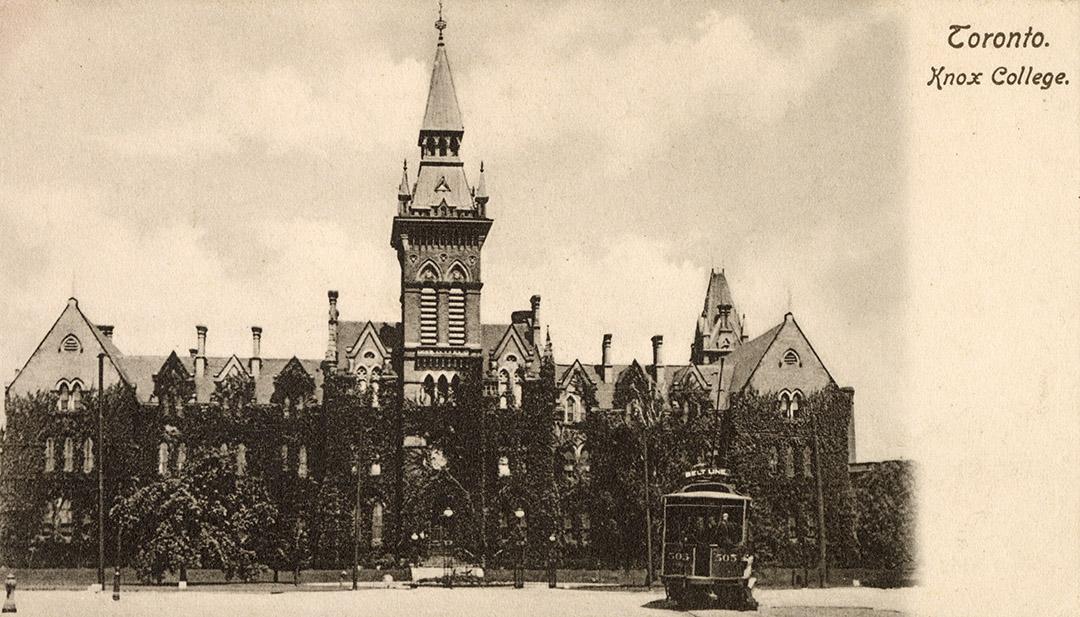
[[1, 362, 865, 576]]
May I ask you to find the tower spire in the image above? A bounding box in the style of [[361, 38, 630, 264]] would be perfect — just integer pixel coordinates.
[[435, 1, 447, 41]]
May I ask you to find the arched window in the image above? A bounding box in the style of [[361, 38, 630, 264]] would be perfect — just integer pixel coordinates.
[[371, 503, 384, 548], [57, 383, 70, 411], [60, 334, 82, 353], [82, 438, 94, 473], [790, 392, 802, 420], [419, 286, 438, 345], [297, 446, 308, 478], [563, 396, 575, 423], [498, 369, 510, 409], [498, 455, 511, 477], [782, 349, 800, 367], [69, 382, 82, 411], [785, 445, 795, 478], [447, 287, 466, 346], [176, 443, 187, 472], [422, 374, 436, 407], [357, 367, 368, 392], [778, 392, 791, 418], [371, 368, 381, 408], [450, 374, 460, 400], [802, 445, 813, 478], [437, 375, 449, 403], [158, 443, 169, 476], [44, 438, 56, 472], [237, 443, 247, 476], [767, 445, 779, 472], [62, 437, 74, 472]]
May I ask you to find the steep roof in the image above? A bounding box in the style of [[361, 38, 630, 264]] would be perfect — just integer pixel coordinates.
[[421, 40, 463, 132], [726, 322, 784, 393]]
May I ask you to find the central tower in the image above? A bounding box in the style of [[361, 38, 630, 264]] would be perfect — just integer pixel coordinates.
[[391, 12, 492, 404]]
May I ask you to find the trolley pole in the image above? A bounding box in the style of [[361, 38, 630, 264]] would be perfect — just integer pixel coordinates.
[[97, 353, 106, 592], [811, 416, 827, 587]]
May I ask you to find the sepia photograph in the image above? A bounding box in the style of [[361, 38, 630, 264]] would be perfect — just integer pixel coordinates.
[[0, 2, 1076, 616]]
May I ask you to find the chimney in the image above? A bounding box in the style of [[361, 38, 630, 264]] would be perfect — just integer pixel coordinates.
[[325, 290, 339, 368], [651, 335, 665, 390], [601, 334, 613, 382], [189, 348, 198, 360], [740, 314, 748, 343], [530, 295, 542, 346], [250, 326, 263, 380], [99, 325, 114, 340], [195, 325, 207, 378]]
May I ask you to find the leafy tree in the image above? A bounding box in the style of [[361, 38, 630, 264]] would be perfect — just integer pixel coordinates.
[[111, 446, 276, 583], [853, 460, 915, 570]]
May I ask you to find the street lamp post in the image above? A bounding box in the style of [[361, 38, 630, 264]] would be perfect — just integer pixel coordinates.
[[442, 508, 454, 588], [547, 533, 557, 589], [513, 508, 526, 589]]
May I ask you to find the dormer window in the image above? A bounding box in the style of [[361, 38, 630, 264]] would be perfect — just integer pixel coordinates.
[[60, 334, 82, 353]]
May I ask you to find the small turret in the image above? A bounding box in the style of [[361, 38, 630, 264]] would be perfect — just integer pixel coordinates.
[[398, 159, 411, 209]]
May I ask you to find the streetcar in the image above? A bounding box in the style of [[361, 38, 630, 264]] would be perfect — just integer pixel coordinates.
[[660, 468, 757, 611]]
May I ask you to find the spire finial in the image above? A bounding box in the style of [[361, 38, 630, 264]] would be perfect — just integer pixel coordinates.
[[435, 1, 447, 40], [480, 160, 484, 173]]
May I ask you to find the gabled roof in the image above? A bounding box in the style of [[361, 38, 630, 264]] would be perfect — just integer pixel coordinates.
[[557, 359, 595, 389], [336, 320, 400, 366], [726, 322, 784, 393], [214, 355, 249, 381], [421, 40, 464, 132], [343, 320, 390, 360], [488, 323, 532, 362], [7, 298, 133, 394]]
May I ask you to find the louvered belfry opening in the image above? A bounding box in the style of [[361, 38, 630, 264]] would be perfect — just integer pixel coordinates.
[[420, 287, 438, 345], [447, 287, 466, 345]]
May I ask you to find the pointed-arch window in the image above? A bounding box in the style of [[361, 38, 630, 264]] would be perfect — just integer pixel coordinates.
[[767, 446, 779, 473], [44, 438, 56, 472], [498, 370, 510, 409], [62, 437, 74, 472], [69, 382, 82, 411], [782, 349, 800, 367], [371, 503, 384, 548], [237, 443, 247, 476], [57, 383, 70, 411], [779, 392, 791, 418], [785, 445, 795, 479], [371, 367, 381, 408], [437, 375, 449, 404], [419, 286, 438, 345], [176, 443, 187, 472], [790, 392, 802, 420], [82, 438, 94, 473], [357, 367, 368, 392], [422, 374, 435, 407], [563, 396, 575, 423], [158, 443, 169, 476], [297, 445, 308, 478]]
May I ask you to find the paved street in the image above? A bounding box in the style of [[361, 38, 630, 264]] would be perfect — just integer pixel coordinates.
[[13, 585, 915, 616]]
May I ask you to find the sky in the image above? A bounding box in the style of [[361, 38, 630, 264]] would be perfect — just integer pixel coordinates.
[[0, 1, 907, 461]]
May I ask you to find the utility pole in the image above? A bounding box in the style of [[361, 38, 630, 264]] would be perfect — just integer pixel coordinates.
[[97, 353, 106, 591], [811, 415, 827, 587], [643, 436, 653, 588], [353, 452, 361, 591]]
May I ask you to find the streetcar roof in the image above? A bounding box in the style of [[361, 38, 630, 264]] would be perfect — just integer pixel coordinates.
[[663, 491, 750, 502]]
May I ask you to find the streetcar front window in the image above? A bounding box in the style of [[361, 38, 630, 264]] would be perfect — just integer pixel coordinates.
[[664, 504, 746, 546]]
